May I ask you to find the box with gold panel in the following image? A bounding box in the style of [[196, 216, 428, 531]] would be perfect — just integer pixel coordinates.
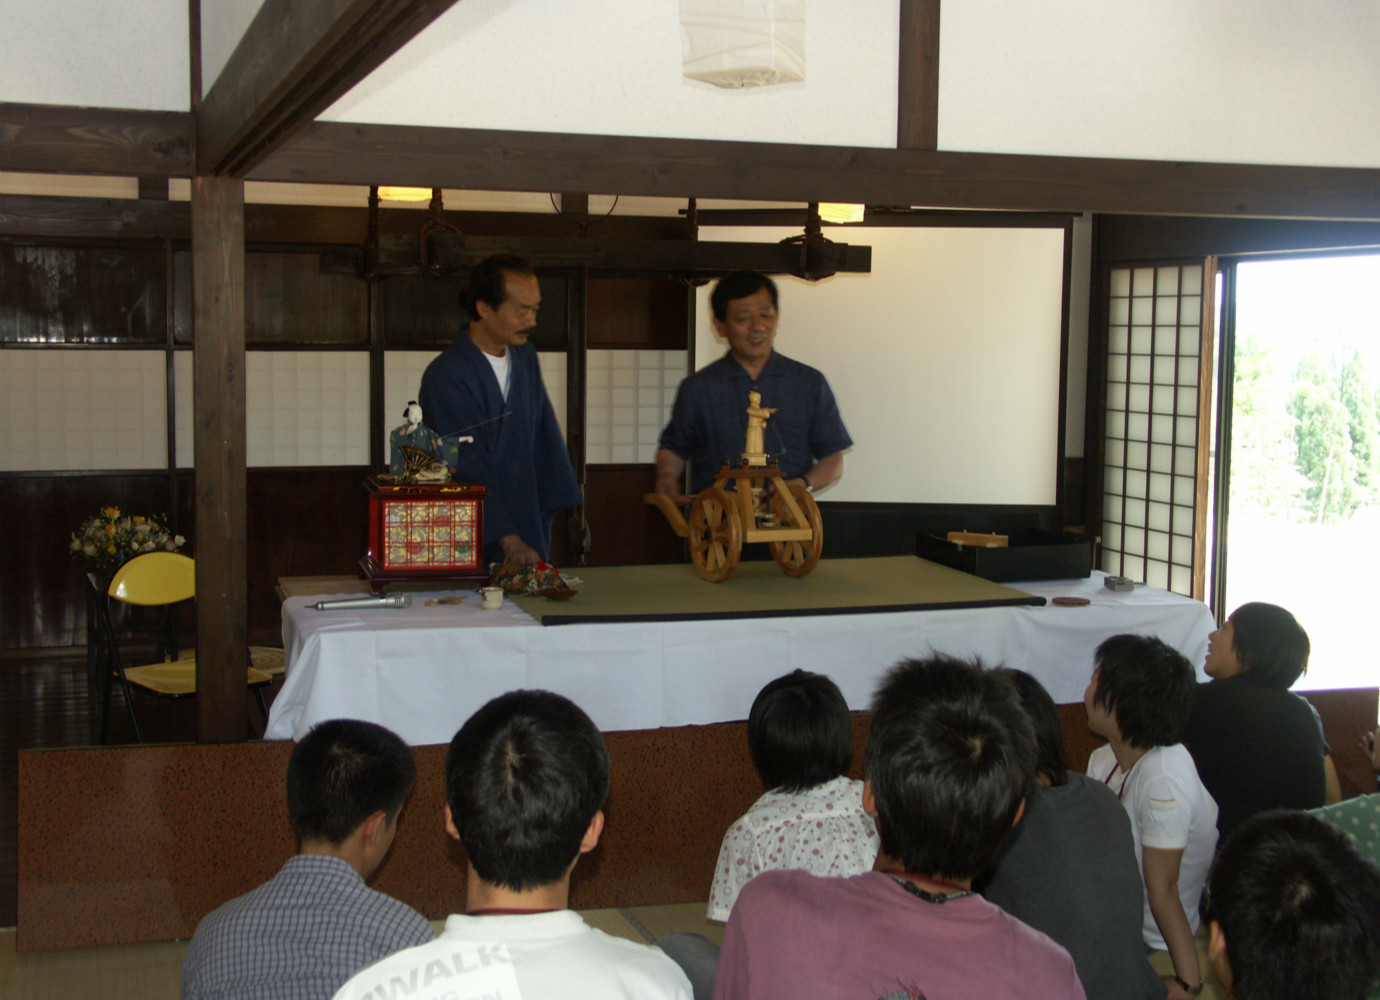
[[361, 477, 489, 585]]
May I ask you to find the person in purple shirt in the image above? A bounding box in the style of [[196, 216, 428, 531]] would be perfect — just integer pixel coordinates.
[[714, 654, 1086, 1000]]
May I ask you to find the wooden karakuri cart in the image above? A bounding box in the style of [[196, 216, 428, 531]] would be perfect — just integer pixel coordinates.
[[644, 391, 823, 582]]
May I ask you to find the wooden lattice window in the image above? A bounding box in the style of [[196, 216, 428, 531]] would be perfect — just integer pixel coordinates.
[[1100, 262, 1215, 598]]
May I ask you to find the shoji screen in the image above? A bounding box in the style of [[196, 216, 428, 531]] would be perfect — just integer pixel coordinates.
[[1100, 262, 1215, 598]]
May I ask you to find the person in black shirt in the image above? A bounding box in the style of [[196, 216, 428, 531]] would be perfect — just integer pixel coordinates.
[[1182, 603, 1332, 841]]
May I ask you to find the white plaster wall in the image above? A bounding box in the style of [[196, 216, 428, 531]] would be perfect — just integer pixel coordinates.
[[323, 0, 900, 150], [697, 226, 1066, 506], [200, 0, 268, 96], [0, 0, 189, 110], [939, 0, 1380, 168]]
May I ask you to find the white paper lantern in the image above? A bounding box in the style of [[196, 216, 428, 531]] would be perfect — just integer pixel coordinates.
[[680, 0, 806, 89]]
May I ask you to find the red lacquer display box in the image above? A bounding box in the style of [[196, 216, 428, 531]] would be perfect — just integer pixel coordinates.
[[361, 477, 490, 586]]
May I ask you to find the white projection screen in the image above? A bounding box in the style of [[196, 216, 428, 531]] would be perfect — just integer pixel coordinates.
[[695, 226, 1067, 506]]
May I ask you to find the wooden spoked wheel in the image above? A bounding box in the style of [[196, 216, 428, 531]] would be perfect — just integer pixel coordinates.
[[688, 488, 743, 582], [769, 484, 824, 577]]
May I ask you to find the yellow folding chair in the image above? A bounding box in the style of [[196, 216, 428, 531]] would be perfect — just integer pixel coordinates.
[[99, 551, 273, 743]]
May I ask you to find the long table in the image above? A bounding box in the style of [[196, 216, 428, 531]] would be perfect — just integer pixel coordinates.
[[265, 563, 1214, 746]]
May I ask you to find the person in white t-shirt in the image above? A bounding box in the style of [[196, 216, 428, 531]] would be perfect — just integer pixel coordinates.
[[332, 690, 691, 1000], [707, 669, 879, 923], [1085, 634, 1219, 1000]]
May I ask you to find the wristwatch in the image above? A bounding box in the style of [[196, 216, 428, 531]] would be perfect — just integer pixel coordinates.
[[1173, 974, 1204, 996], [801, 475, 815, 493]]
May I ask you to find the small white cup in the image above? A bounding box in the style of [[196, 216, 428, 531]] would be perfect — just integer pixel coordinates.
[[480, 586, 505, 610]]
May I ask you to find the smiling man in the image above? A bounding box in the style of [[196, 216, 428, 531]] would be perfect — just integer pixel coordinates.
[[419, 254, 581, 567], [655, 271, 852, 499]]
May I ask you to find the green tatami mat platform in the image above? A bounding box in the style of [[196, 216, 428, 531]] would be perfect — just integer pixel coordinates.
[[515, 555, 1041, 625]]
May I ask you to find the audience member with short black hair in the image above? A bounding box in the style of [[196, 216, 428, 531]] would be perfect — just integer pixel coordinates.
[[1085, 635, 1219, 1000], [706, 669, 878, 922], [332, 690, 691, 1000], [1205, 810, 1380, 1000], [714, 655, 1085, 1000], [182, 719, 433, 1000], [1183, 603, 1335, 840], [1308, 785, 1380, 945], [979, 670, 1166, 1000]]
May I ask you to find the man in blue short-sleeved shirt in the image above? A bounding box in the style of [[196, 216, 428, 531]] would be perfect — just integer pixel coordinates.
[[655, 271, 852, 498]]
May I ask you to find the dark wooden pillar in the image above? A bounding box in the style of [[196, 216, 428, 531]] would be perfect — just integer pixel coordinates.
[[897, 0, 941, 150], [559, 193, 590, 564], [191, 175, 248, 743]]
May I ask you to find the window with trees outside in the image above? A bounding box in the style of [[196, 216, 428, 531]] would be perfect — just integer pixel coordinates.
[[1213, 252, 1380, 692]]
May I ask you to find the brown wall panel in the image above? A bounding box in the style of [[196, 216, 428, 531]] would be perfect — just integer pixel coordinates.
[[1303, 688, 1380, 797], [587, 277, 689, 349], [246, 469, 372, 643], [176, 250, 372, 347], [15, 719, 816, 950], [0, 469, 369, 649], [0, 245, 166, 345], [1058, 701, 1100, 774], [0, 474, 190, 650], [584, 465, 688, 566], [244, 253, 370, 346], [381, 272, 571, 350]]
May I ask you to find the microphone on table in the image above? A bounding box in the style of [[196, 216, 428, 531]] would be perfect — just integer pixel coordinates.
[[312, 593, 413, 611]]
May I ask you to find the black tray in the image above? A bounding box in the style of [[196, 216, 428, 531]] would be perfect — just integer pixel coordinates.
[[916, 528, 1092, 583]]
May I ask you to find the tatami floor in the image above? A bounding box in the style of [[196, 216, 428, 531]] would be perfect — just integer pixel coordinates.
[[2, 904, 724, 1000], [3, 908, 1230, 1000]]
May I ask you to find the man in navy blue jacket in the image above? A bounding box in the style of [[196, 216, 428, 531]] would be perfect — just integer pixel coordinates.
[[420, 254, 581, 567]]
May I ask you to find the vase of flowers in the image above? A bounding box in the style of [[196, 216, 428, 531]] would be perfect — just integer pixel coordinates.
[[71, 507, 186, 578], [74, 507, 186, 686]]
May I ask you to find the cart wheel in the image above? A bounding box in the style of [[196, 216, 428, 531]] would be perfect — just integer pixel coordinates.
[[688, 488, 743, 582], [769, 484, 824, 577]]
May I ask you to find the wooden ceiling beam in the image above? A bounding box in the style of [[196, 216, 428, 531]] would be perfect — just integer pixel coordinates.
[[0, 194, 694, 244], [0, 194, 188, 241], [7, 103, 1380, 222], [253, 121, 1380, 221], [0, 102, 192, 177], [196, 0, 461, 176], [321, 233, 873, 278]]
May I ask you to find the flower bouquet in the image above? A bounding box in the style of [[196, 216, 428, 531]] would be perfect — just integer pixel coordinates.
[[70, 507, 186, 577]]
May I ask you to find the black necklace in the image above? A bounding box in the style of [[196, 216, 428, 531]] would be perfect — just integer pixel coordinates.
[[886, 874, 974, 904]]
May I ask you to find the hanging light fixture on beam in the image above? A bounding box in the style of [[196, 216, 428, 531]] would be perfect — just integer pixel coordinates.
[[331, 192, 871, 281], [818, 203, 866, 224], [681, 0, 805, 88], [377, 187, 433, 203]]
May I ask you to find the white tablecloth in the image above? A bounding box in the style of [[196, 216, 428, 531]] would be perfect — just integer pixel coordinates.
[[264, 570, 1214, 746]]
